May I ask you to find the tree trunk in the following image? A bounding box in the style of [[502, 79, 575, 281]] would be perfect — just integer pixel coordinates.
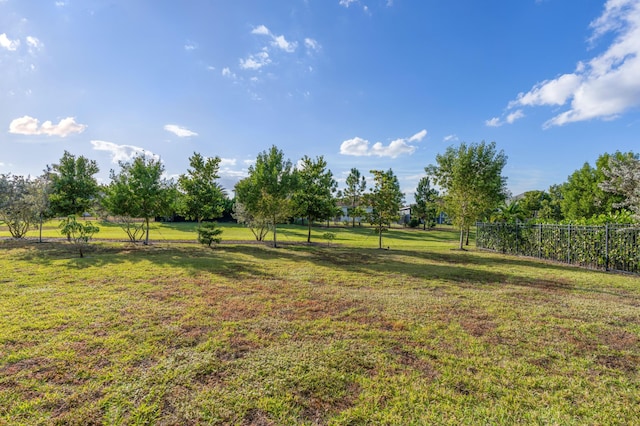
[[465, 225, 470, 246], [459, 228, 464, 250], [307, 216, 312, 243], [423, 217, 426, 231], [39, 215, 43, 243], [273, 216, 278, 248], [352, 216, 355, 228], [378, 221, 383, 249], [145, 217, 150, 245]]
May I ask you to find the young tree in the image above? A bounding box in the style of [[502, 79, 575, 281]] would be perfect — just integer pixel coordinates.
[[366, 169, 404, 249], [426, 141, 508, 249], [59, 215, 100, 258], [234, 145, 295, 248], [343, 168, 367, 227], [232, 200, 270, 241], [49, 151, 100, 217], [292, 155, 337, 243], [177, 152, 225, 223], [0, 174, 39, 238], [600, 152, 640, 222], [26, 174, 53, 243], [491, 200, 525, 223], [413, 176, 439, 230], [103, 155, 172, 245]]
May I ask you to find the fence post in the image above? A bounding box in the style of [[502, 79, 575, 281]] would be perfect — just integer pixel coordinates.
[[567, 224, 571, 264], [605, 224, 609, 272], [538, 224, 542, 258]]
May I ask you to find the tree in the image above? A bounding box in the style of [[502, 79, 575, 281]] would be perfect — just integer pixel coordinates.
[[234, 145, 295, 248], [413, 176, 439, 230], [232, 200, 270, 241], [366, 169, 404, 249], [292, 155, 337, 243], [49, 151, 100, 217], [26, 174, 53, 243], [197, 222, 223, 247], [343, 168, 367, 227], [426, 141, 508, 249], [177, 152, 226, 223], [538, 184, 564, 222], [0, 174, 39, 238], [491, 200, 524, 223], [600, 152, 640, 222], [103, 155, 172, 245], [519, 190, 550, 221], [59, 215, 100, 258]]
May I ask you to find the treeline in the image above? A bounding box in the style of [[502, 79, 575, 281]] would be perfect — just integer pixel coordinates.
[[1, 142, 638, 252]]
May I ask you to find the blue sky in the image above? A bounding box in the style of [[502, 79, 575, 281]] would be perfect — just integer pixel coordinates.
[[2, 0, 639, 202]]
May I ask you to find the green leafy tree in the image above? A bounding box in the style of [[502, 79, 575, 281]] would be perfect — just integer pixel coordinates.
[[600, 152, 640, 222], [519, 190, 550, 221], [26, 174, 54, 243], [491, 200, 525, 223], [538, 184, 564, 222], [103, 155, 172, 245], [49, 151, 100, 217], [232, 200, 270, 241], [343, 168, 367, 227], [292, 155, 337, 243], [234, 145, 295, 248], [413, 176, 439, 230], [426, 141, 508, 249], [59, 215, 100, 257], [177, 152, 226, 223], [366, 169, 404, 249], [0, 174, 39, 238], [197, 222, 223, 247]]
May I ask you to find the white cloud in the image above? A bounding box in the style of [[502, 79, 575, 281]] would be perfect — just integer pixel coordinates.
[[9, 116, 87, 137], [251, 25, 271, 36], [443, 134, 458, 142], [506, 109, 525, 124], [408, 129, 427, 143], [340, 133, 419, 158], [243, 159, 256, 166], [91, 140, 159, 163], [339, 0, 358, 7], [163, 124, 198, 137], [184, 41, 197, 51], [271, 35, 297, 53], [499, 0, 640, 128], [251, 25, 297, 53], [0, 33, 20, 51], [485, 117, 502, 127], [239, 51, 271, 70], [26, 36, 42, 50], [220, 158, 237, 167], [304, 38, 320, 52], [55, 1, 66, 6], [221, 67, 236, 79]]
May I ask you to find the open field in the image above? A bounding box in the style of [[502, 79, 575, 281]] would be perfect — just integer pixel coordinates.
[[0, 226, 639, 424]]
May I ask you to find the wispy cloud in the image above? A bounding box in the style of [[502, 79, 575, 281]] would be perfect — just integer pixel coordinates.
[[443, 134, 458, 142], [340, 129, 426, 158], [91, 140, 159, 163], [184, 41, 197, 51], [251, 25, 297, 53], [490, 0, 640, 128], [239, 51, 271, 70], [163, 124, 198, 137], [9, 116, 87, 137]]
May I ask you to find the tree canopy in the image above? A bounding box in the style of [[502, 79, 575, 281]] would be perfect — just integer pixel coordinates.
[[342, 168, 367, 227], [413, 176, 439, 230], [366, 169, 404, 249], [426, 141, 507, 249], [177, 152, 225, 223], [234, 145, 295, 248], [49, 151, 100, 217], [292, 155, 337, 243]]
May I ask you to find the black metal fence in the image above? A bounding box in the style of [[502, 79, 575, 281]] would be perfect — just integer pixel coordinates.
[[476, 223, 640, 274]]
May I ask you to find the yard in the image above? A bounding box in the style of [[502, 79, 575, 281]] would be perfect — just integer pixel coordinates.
[[0, 223, 638, 424]]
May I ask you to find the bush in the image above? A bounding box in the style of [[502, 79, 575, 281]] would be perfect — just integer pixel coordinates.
[[197, 222, 223, 247], [408, 218, 420, 228]]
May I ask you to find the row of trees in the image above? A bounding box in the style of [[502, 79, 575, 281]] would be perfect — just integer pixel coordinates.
[[487, 151, 639, 225], [3, 141, 634, 251]]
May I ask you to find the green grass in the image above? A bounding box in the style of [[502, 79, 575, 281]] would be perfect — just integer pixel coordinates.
[[0, 226, 639, 424]]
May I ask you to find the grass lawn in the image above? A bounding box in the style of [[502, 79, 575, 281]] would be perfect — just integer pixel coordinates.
[[0, 224, 639, 424]]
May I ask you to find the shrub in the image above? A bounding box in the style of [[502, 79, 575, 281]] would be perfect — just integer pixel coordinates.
[[197, 222, 223, 247]]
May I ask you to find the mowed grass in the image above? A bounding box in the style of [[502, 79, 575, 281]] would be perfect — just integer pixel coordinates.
[[0, 226, 639, 424]]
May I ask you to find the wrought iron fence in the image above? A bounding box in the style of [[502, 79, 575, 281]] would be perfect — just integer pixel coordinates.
[[476, 223, 640, 274]]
